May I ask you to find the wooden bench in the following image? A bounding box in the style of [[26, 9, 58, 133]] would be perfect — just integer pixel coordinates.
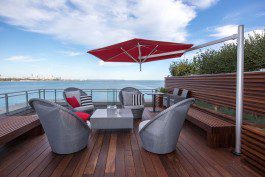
[[0, 115, 44, 145], [187, 106, 235, 148]]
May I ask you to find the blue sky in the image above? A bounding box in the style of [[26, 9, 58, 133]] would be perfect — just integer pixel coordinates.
[[0, 0, 264, 80]]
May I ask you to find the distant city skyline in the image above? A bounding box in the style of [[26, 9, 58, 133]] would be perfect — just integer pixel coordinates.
[[0, 0, 264, 80]]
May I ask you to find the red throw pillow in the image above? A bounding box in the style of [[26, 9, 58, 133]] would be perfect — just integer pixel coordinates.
[[66, 97, 80, 108], [74, 112, 90, 121]]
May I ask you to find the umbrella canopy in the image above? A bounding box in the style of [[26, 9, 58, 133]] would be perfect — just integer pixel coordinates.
[[88, 38, 193, 70]]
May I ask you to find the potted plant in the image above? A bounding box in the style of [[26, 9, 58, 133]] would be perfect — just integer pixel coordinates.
[[155, 87, 167, 108]]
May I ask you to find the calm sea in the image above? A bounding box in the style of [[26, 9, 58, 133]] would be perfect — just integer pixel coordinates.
[[0, 80, 163, 111]]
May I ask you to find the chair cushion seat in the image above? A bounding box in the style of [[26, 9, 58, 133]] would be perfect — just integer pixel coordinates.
[[73, 105, 94, 112], [139, 120, 150, 132], [124, 105, 144, 109], [74, 112, 90, 121]]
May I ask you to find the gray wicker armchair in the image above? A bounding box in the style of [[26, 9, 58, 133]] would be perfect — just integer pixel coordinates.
[[165, 89, 190, 107], [139, 98, 195, 154], [119, 87, 145, 119], [29, 98, 91, 154], [63, 87, 94, 114], [163, 88, 180, 107]]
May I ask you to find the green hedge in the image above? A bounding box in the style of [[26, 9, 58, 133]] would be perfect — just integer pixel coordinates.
[[169, 31, 265, 76]]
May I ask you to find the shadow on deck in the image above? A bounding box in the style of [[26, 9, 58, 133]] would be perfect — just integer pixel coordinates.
[[0, 109, 262, 177]]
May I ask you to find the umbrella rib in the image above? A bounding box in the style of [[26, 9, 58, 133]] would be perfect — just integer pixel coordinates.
[[105, 46, 138, 62], [142, 45, 159, 63], [120, 47, 139, 63]]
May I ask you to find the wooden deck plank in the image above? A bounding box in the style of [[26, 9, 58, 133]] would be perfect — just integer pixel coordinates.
[[124, 132, 136, 177], [133, 121, 158, 177], [0, 139, 48, 177], [17, 147, 52, 177], [38, 155, 64, 177], [27, 150, 56, 177], [0, 135, 46, 171], [72, 131, 98, 177], [180, 122, 262, 177], [114, 132, 125, 177], [61, 150, 83, 176], [130, 129, 147, 177], [6, 142, 50, 177], [83, 132, 104, 176], [105, 133, 117, 174], [0, 108, 262, 177], [93, 132, 110, 177], [50, 154, 73, 177]]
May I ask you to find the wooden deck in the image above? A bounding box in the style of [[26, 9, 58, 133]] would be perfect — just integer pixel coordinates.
[[0, 109, 262, 177]]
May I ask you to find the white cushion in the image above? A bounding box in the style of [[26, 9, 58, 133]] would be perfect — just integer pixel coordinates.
[[139, 120, 150, 132], [73, 105, 94, 112], [65, 91, 81, 104], [122, 91, 136, 106], [124, 105, 144, 109]]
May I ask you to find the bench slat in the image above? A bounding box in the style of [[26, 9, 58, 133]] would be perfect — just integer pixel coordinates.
[[0, 115, 42, 145], [186, 107, 235, 148]]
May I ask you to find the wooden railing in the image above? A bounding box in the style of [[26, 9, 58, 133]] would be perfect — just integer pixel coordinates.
[[165, 71, 265, 116]]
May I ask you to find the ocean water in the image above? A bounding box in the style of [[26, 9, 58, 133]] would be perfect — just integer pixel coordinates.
[[0, 80, 164, 112], [0, 80, 163, 93]]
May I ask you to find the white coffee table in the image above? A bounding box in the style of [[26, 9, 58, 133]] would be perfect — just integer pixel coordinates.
[[90, 109, 134, 129]]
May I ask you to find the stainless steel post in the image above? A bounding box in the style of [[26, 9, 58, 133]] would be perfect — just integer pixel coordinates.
[[5, 94, 9, 114], [54, 89, 57, 102], [43, 89, 46, 100], [38, 89, 41, 99], [235, 25, 244, 155], [25, 91, 29, 106]]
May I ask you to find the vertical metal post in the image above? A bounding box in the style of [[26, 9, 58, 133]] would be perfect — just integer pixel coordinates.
[[235, 25, 244, 155], [113, 89, 115, 104], [5, 94, 9, 114], [43, 89, 46, 100], [38, 89, 41, 99], [54, 89, 57, 102], [25, 91, 29, 106]]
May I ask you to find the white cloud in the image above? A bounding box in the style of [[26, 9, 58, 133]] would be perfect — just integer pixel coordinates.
[[182, 0, 218, 9], [256, 12, 265, 17], [58, 51, 83, 57], [209, 25, 238, 38], [246, 29, 265, 37], [207, 25, 264, 46], [210, 25, 265, 38], [0, 0, 215, 48], [5, 55, 45, 62]]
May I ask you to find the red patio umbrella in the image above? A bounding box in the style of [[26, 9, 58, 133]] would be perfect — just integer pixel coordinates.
[[88, 38, 193, 70]]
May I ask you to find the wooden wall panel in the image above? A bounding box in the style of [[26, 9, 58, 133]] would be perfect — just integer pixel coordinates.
[[242, 125, 265, 175], [165, 71, 265, 116]]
